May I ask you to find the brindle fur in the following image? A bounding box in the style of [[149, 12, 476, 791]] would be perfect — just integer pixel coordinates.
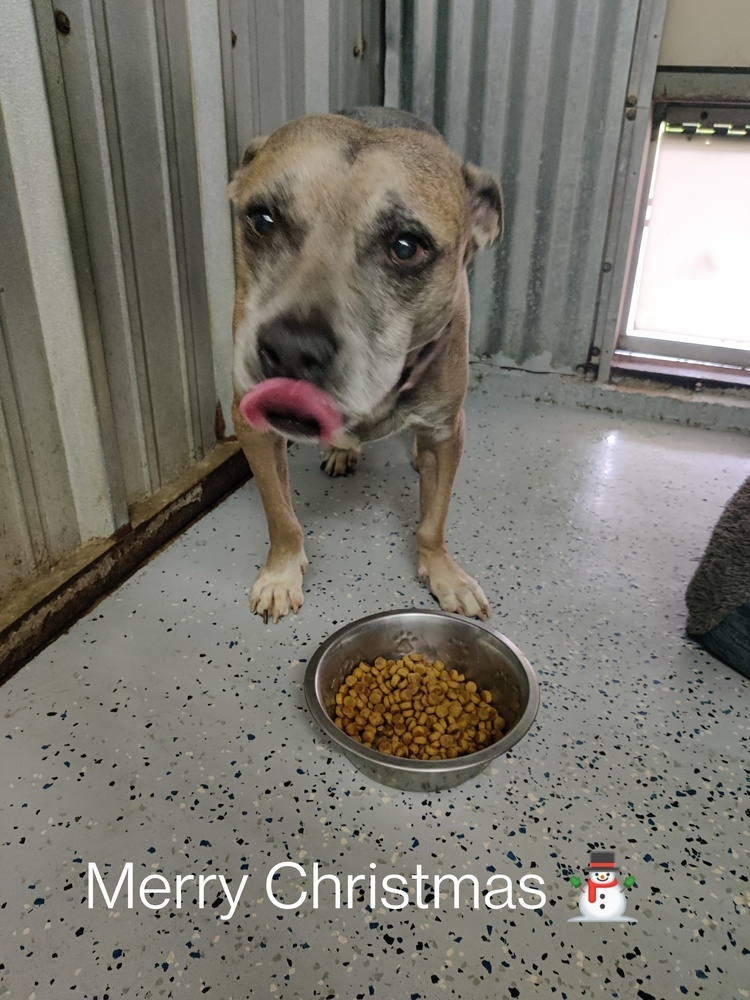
[[229, 109, 502, 622]]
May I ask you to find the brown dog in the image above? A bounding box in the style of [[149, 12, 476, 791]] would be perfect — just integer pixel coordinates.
[[228, 108, 502, 623]]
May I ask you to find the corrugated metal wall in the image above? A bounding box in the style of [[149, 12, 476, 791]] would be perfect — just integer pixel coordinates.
[[31, 0, 227, 508], [220, 0, 383, 172], [0, 0, 382, 609], [385, 0, 645, 373], [1, 0, 121, 602]]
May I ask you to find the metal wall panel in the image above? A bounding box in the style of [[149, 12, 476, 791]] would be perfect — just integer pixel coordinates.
[[1, 0, 119, 604], [35, 0, 225, 496], [0, 0, 236, 605], [385, 0, 649, 374], [220, 0, 384, 171], [593, 2, 668, 381]]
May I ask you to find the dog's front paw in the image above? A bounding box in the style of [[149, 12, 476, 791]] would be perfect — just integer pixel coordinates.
[[418, 551, 491, 620], [250, 552, 308, 623], [320, 445, 360, 477]]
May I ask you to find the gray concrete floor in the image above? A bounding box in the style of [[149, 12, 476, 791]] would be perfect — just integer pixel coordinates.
[[2, 369, 749, 1000]]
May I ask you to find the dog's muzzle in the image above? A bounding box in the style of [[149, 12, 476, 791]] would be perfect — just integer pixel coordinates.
[[241, 313, 344, 443]]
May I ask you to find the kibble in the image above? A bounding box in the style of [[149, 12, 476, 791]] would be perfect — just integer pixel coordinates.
[[333, 653, 506, 760]]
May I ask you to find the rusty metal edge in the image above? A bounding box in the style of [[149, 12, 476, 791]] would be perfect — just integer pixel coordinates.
[[0, 442, 249, 684]]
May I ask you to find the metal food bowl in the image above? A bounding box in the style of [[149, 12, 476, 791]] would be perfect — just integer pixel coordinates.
[[304, 609, 539, 792]]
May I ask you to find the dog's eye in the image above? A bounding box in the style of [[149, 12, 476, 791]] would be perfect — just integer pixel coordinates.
[[247, 208, 275, 237], [389, 233, 429, 266]]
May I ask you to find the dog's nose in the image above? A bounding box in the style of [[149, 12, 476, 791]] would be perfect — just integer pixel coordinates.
[[257, 315, 337, 387]]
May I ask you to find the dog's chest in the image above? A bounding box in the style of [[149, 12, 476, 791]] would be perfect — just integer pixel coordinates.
[[353, 392, 453, 444]]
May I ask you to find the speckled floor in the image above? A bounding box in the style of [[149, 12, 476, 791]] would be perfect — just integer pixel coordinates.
[[2, 369, 749, 1000]]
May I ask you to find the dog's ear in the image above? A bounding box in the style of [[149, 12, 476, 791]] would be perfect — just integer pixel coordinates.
[[461, 162, 503, 252], [228, 135, 269, 202], [240, 135, 268, 167]]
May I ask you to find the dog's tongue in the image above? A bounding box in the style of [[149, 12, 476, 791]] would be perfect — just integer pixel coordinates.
[[239, 378, 342, 445]]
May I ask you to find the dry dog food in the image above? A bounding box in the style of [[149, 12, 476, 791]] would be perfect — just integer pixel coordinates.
[[333, 652, 506, 760]]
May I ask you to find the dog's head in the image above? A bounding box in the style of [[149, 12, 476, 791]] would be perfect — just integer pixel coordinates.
[[229, 110, 502, 442]]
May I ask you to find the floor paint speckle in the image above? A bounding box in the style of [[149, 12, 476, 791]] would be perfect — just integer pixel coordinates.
[[2, 371, 749, 998]]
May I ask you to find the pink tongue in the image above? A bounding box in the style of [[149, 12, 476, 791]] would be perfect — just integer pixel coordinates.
[[239, 378, 342, 445]]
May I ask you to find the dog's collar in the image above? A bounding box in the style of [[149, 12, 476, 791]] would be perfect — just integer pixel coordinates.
[[397, 335, 448, 394]]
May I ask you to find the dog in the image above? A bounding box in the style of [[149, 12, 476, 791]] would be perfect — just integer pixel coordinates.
[[228, 107, 502, 623]]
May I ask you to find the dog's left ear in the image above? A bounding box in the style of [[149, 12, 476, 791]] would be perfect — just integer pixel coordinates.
[[462, 162, 503, 252]]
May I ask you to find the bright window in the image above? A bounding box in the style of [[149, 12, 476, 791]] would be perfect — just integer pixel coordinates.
[[616, 109, 750, 379]]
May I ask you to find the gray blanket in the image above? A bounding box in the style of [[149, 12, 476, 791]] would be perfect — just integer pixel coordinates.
[[686, 475, 750, 637]]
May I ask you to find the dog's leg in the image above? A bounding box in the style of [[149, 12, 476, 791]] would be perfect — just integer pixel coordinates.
[[414, 412, 490, 620], [233, 401, 308, 623]]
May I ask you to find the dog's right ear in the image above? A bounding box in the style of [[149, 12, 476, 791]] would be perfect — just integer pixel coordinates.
[[228, 135, 269, 202]]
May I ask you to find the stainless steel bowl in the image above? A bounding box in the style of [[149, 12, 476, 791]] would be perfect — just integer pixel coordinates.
[[304, 609, 539, 791]]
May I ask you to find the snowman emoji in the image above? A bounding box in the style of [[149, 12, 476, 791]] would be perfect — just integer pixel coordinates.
[[567, 850, 637, 923]]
